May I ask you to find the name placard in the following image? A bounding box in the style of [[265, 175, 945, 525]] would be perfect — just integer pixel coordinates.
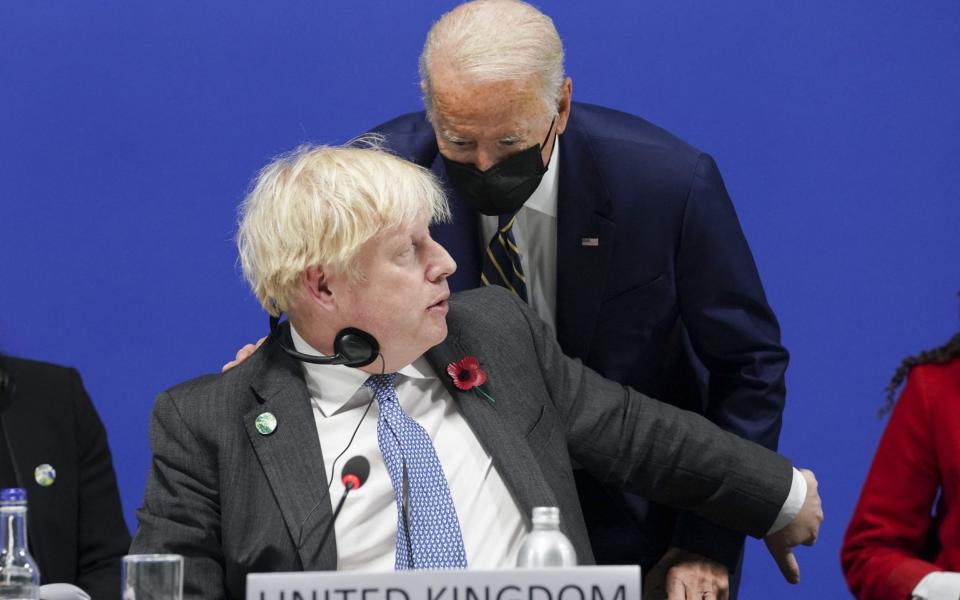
[[247, 566, 641, 600]]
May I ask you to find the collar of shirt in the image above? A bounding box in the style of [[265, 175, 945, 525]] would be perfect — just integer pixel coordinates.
[[290, 325, 436, 417], [523, 134, 561, 218]]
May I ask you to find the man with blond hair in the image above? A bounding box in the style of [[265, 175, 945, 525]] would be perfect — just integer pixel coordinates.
[[136, 143, 820, 599], [364, 1, 793, 597]]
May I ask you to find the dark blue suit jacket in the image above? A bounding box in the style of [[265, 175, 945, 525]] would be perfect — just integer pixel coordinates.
[[372, 102, 789, 571]]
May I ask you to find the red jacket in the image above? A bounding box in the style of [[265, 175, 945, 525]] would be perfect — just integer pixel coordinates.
[[842, 358, 960, 599]]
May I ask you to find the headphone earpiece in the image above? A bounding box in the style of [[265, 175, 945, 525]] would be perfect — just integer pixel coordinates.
[[268, 317, 380, 368], [333, 328, 380, 367]]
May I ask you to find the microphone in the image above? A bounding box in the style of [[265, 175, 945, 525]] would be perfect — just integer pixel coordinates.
[[315, 456, 371, 555], [339, 455, 370, 491]]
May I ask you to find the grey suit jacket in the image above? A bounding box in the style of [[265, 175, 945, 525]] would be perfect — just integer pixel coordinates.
[[131, 287, 792, 599]]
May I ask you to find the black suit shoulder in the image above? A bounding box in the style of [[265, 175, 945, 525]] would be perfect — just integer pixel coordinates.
[[1, 356, 92, 453], [162, 371, 226, 403], [161, 342, 274, 406], [156, 338, 296, 435], [2, 355, 83, 404], [156, 362, 255, 445], [3, 355, 78, 376]]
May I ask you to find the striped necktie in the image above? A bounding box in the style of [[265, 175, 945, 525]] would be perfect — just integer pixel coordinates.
[[365, 373, 468, 569], [481, 212, 528, 301]]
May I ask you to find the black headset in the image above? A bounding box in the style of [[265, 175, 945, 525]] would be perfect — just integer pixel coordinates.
[[269, 315, 380, 368]]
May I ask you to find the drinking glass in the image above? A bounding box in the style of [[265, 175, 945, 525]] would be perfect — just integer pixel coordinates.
[[121, 554, 183, 600]]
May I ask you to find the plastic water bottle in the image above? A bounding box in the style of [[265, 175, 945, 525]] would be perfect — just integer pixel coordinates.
[[516, 506, 577, 567], [0, 488, 40, 600]]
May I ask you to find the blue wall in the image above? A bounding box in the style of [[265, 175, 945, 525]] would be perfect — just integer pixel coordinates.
[[2, 2, 958, 597]]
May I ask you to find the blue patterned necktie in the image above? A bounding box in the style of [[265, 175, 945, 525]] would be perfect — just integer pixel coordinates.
[[365, 373, 468, 569], [481, 212, 528, 302]]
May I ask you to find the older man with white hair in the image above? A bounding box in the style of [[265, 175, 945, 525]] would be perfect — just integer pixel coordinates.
[[138, 142, 820, 600], [364, 1, 794, 597]]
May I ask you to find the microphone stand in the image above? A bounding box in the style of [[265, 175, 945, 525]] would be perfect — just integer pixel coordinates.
[[315, 481, 357, 555]]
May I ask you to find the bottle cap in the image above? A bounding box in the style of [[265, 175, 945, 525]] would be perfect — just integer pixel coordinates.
[[0, 488, 27, 503], [531, 506, 560, 525]]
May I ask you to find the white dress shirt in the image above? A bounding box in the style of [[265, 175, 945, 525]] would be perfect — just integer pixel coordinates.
[[291, 326, 527, 570]]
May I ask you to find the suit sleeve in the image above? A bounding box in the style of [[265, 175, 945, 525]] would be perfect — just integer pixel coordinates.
[[130, 391, 226, 599], [70, 369, 131, 600], [841, 368, 943, 600], [669, 153, 790, 567], [501, 288, 793, 539]]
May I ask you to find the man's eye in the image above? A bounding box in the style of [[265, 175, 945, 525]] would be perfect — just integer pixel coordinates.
[[500, 140, 517, 146]]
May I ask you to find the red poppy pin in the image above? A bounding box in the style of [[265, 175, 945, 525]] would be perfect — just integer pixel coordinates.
[[446, 356, 495, 405]]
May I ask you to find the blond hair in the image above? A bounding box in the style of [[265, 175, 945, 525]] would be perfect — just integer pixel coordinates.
[[419, 0, 565, 117], [237, 139, 451, 316]]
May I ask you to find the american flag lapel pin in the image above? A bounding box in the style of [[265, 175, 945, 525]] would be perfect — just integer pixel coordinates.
[[581, 237, 599, 247]]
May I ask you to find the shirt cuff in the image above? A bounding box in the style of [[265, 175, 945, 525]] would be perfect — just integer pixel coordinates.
[[766, 467, 806, 535], [912, 572, 960, 599]]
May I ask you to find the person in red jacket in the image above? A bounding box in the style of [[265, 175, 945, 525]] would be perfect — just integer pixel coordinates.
[[842, 332, 960, 600]]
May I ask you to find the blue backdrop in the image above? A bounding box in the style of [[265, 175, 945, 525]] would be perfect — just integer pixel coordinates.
[[1, 2, 958, 597]]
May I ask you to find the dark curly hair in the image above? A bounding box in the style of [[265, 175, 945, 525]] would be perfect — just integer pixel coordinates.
[[881, 332, 960, 416]]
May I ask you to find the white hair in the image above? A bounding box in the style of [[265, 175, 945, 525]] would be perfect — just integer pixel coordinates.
[[419, 0, 565, 118], [236, 138, 451, 316]]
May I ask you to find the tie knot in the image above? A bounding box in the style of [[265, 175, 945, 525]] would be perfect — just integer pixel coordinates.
[[364, 373, 399, 400], [498, 212, 518, 232]]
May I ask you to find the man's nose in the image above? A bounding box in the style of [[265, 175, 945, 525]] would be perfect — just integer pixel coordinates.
[[474, 149, 498, 172], [429, 241, 457, 281]]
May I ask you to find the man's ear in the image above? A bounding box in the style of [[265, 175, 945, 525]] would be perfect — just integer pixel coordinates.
[[302, 265, 336, 310], [556, 77, 573, 135]]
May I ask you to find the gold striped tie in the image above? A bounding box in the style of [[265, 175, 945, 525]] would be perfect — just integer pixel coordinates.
[[481, 213, 527, 302]]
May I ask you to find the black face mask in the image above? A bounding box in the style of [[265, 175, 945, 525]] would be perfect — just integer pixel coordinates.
[[441, 117, 556, 216]]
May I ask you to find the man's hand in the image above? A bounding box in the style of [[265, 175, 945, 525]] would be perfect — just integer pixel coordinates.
[[643, 547, 729, 600], [763, 468, 823, 584], [221, 337, 266, 372]]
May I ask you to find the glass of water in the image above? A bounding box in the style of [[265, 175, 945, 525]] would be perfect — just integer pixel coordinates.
[[121, 554, 183, 600]]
